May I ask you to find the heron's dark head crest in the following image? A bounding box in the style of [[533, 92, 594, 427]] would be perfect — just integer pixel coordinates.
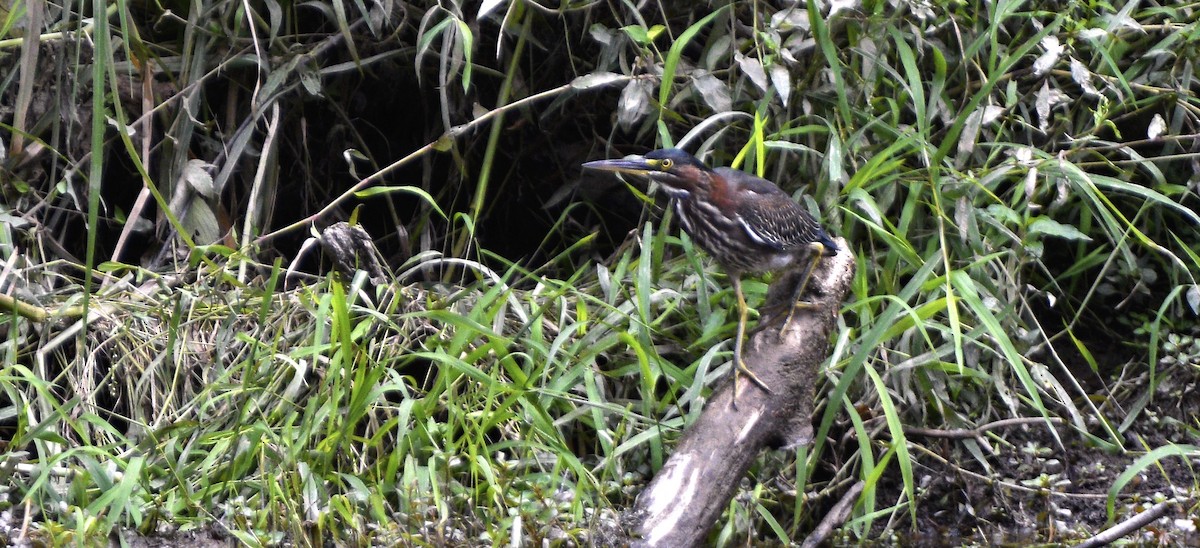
[[643, 149, 710, 174], [582, 148, 713, 193]]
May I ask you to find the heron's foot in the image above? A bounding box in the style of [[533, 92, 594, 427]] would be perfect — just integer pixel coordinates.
[[731, 359, 772, 409], [779, 299, 818, 336]]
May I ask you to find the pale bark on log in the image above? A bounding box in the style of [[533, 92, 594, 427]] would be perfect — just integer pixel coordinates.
[[617, 238, 856, 547]]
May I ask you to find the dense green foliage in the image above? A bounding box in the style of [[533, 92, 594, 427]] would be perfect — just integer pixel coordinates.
[[1, 0, 1199, 545]]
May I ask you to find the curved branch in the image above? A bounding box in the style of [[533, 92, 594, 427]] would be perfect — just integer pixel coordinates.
[[617, 238, 856, 547]]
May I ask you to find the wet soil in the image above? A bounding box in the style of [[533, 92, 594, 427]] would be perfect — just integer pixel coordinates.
[[871, 362, 1200, 547]]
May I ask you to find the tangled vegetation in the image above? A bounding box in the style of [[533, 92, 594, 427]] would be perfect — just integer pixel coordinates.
[[1, 0, 1199, 545]]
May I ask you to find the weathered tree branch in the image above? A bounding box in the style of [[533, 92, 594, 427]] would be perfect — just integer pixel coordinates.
[[800, 480, 865, 548], [1075, 500, 1173, 548], [619, 238, 856, 547]]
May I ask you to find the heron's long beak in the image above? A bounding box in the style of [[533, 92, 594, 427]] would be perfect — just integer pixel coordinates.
[[582, 157, 655, 175]]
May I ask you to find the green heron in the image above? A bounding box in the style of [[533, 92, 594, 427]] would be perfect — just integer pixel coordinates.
[[583, 148, 838, 405]]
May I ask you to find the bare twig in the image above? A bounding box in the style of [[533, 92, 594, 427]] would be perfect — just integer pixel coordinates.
[[800, 481, 865, 548], [902, 417, 1067, 440], [255, 83, 576, 246], [908, 443, 1108, 500], [1075, 500, 1173, 548], [0, 293, 85, 322]]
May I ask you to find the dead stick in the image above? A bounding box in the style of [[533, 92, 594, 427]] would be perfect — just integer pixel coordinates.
[[800, 481, 865, 548], [1075, 501, 1173, 548], [902, 417, 1067, 440]]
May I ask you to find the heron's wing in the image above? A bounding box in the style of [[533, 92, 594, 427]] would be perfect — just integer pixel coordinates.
[[713, 167, 831, 251]]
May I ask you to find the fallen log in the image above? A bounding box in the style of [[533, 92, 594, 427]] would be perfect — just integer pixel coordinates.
[[615, 237, 856, 547]]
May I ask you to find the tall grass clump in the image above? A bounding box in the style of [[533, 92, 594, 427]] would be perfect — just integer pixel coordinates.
[[1, 0, 1198, 544]]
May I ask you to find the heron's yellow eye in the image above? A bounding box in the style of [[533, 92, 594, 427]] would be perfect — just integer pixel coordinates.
[[659, 159, 674, 170]]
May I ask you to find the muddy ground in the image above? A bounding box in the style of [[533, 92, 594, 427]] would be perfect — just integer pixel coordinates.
[[874, 363, 1200, 546]]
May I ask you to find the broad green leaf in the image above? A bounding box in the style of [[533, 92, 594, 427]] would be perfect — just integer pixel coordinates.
[[1028, 217, 1093, 242], [355, 185, 447, 218], [1106, 444, 1200, 521], [571, 72, 626, 90], [660, 7, 729, 108]]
